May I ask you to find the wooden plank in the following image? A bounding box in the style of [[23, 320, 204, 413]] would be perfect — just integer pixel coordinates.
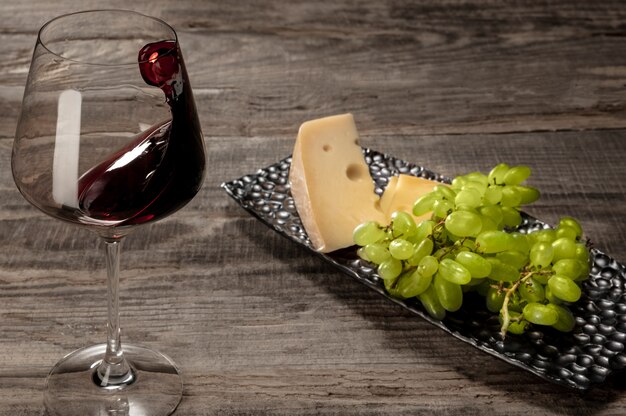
[[2, 131, 625, 415], [1, 1, 625, 139], [0, 1, 625, 415]]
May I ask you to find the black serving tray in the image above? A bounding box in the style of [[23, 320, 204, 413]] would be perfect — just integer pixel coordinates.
[[221, 148, 626, 391]]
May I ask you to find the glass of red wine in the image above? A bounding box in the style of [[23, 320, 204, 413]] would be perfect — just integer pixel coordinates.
[[12, 10, 206, 415]]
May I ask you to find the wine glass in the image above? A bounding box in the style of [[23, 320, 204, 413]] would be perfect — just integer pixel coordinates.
[[12, 10, 206, 415]]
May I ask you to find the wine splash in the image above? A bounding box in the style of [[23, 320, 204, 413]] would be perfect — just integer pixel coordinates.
[[77, 40, 205, 227]]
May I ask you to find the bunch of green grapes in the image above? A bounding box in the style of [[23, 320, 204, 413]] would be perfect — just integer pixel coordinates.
[[353, 163, 590, 338]]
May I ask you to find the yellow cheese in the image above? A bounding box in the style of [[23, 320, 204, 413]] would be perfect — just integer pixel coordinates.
[[289, 114, 386, 253], [380, 174, 440, 223], [379, 176, 398, 215]]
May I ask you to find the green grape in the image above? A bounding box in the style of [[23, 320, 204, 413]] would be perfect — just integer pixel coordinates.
[[510, 232, 530, 254], [389, 238, 414, 260], [533, 229, 556, 243], [461, 239, 477, 251], [545, 285, 562, 305], [523, 302, 559, 326], [500, 186, 522, 208], [445, 230, 469, 245], [519, 277, 545, 303], [476, 280, 491, 296], [479, 205, 503, 226], [479, 215, 498, 232], [529, 242, 554, 267], [483, 185, 503, 205], [575, 262, 590, 282], [444, 211, 482, 237], [555, 225, 577, 241], [357, 247, 370, 262], [455, 204, 479, 214], [516, 185, 540, 205], [433, 199, 453, 218], [383, 274, 401, 296], [533, 272, 551, 285], [438, 259, 472, 285], [503, 166, 531, 186], [413, 193, 437, 217], [414, 220, 434, 241], [552, 237, 577, 261], [463, 180, 487, 196], [378, 257, 402, 281], [364, 243, 391, 264], [434, 185, 456, 201], [418, 284, 446, 320], [573, 245, 590, 281], [406, 234, 420, 245], [526, 231, 538, 246], [407, 238, 434, 266], [353, 221, 385, 246], [548, 275, 582, 302], [496, 250, 528, 270], [476, 230, 513, 253], [506, 311, 530, 335], [552, 259, 584, 280], [391, 211, 417, 238], [434, 274, 463, 312], [486, 287, 505, 313], [397, 269, 433, 298], [486, 258, 520, 282], [501, 207, 522, 228], [466, 172, 489, 187], [418, 255, 439, 277], [455, 188, 482, 208], [455, 251, 492, 278], [499, 310, 529, 335], [575, 243, 590, 264], [559, 216, 583, 239], [488, 163, 510, 185], [451, 176, 467, 190], [547, 304, 576, 332]]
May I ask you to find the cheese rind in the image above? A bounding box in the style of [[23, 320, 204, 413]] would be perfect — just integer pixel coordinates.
[[289, 114, 386, 253], [379, 174, 440, 223]]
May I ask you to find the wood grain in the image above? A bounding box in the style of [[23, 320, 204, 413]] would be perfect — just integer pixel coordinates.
[[1, 1, 626, 415]]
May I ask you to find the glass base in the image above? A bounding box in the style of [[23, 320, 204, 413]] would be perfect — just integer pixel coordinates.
[[45, 344, 182, 416]]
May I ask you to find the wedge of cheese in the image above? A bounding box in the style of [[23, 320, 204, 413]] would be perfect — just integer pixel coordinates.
[[379, 174, 440, 223], [289, 114, 386, 253], [379, 176, 399, 215]]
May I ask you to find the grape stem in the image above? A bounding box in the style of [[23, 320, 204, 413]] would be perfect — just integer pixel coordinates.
[[499, 274, 530, 339], [499, 268, 553, 339]]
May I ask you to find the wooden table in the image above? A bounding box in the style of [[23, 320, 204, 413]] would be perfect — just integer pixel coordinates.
[[1, 1, 626, 414]]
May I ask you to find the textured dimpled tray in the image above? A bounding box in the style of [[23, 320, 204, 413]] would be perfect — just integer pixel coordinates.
[[221, 148, 626, 391]]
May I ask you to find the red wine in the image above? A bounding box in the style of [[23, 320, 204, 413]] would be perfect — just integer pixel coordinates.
[[77, 40, 205, 227]]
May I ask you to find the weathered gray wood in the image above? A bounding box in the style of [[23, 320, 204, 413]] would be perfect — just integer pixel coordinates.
[[1, 1, 626, 415]]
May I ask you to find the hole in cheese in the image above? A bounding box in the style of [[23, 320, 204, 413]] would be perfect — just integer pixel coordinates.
[[346, 163, 366, 181]]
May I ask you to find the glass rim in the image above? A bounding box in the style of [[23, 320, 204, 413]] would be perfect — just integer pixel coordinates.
[[37, 9, 179, 67]]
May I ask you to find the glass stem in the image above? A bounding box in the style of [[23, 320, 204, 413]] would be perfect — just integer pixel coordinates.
[[95, 239, 135, 388]]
